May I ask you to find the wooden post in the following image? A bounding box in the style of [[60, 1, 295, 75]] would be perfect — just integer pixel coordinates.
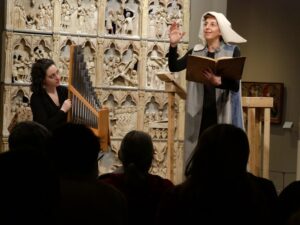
[[156, 72, 186, 180], [242, 97, 273, 178], [165, 82, 175, 179]]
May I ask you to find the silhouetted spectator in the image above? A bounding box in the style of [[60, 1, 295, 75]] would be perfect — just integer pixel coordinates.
[[286, 209, 300, 225], [99, 130, 174, 225], [47, 122, 127, 225], [278, 180, 300, 225], [0, 121, 58, 225], [8, 120, 51, 152], [155, 124, 278, 225]]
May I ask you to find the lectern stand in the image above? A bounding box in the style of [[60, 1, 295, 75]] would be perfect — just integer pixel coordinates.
[[242, 97, 273, 178], [156, 72, 186, 180]]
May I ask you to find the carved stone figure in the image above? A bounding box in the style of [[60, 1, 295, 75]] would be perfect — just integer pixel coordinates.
[[14, 2, 26, 29], [124, 53, 138, 75], [86, 56, 96, 84], [124, 10, 135, 35], [148, 11, 156, 38], [12, 53, 30, 83], [106, 9, 115, 34], [115, 9, 125, 34], [77, 1, 87, 27], [61, 0, 73, 29]]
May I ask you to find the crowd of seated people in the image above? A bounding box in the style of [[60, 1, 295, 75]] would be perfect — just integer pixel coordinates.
[[0, 121, 126, 225], [1, 120, 300, 225]]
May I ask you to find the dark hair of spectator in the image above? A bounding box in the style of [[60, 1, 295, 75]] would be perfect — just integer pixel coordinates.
[[48, 123, 100, 177], [8, 121, 51, 152], [185, 124, 249, 181], [119, 130, 154, 173]]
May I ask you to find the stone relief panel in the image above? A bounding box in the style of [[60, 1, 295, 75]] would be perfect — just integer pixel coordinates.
[[143, 92, 179, 142], [82, 42, 97, 86], [146, 42, 169, 90], [13, 0, 54, 31], [144, 96, 167, 139], [12, 39, 32, 84], [99, 90, 139, 138], [102, 40, 140, 87], [105, 0, 140, 37], [148, 0, 183, 40], [2, 0, 190, 182], [31, 40, 52, 61], [12, 35, 53, 84], [151, 141, 168, 177], [60, 0, 98, 34], [2, 86, 32, 137], [172, 141, 183, 183], [59, 38, 74, 84], [10, 89, 31, 119]]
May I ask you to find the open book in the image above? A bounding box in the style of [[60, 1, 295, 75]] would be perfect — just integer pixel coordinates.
[[186, 55, 246, 83]]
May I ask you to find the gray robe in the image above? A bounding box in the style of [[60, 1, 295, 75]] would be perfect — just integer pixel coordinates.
[[184, 42, 244, 163]]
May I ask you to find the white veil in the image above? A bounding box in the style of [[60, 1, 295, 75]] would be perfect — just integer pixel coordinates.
[[195, 11, 246, 50]]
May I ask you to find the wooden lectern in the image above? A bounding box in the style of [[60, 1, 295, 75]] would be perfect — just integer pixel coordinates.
[[156, 72, 186, 180], [242, 97, 273, 178]]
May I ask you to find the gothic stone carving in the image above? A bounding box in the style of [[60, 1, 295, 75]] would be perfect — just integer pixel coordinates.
[[1, 0, 190, 183]]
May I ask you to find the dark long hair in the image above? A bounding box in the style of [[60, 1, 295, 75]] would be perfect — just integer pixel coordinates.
[[185, 124, 249, 181], [118, 130, 154, 188], [30, 58, 55, 93]]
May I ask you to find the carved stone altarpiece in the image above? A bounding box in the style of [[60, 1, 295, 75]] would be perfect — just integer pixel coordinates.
[[0, 0, 190, 183]]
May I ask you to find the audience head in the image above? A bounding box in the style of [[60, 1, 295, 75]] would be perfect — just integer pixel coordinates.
[[47, 122, 100, 178], [30, 58, 55, 93], [2, 121, 58, 224], [8, 121, 51, 152], [185, 124, 249, 181], [118, 130, 154, 173]]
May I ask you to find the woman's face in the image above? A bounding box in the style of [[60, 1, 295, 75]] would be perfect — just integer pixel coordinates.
[[43, 64, 61, 88], [203, 16, 221, 42]]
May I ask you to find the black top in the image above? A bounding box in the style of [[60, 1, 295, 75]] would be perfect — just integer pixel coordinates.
[[99, 172, 174, 225], [155, 172, 278, 225], [168, 46, 241, 136], [30, 85, 68, 131], [278, 180, 300, 224]]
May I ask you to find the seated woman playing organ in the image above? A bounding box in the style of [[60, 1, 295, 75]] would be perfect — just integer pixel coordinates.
[[30, 58, 71, 132]]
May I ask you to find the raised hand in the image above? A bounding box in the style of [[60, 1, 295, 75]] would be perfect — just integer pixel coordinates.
[[169, 21, 185, 47]]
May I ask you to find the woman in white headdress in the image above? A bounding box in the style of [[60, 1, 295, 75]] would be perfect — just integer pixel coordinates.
[[167, 11, 247, 164]]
